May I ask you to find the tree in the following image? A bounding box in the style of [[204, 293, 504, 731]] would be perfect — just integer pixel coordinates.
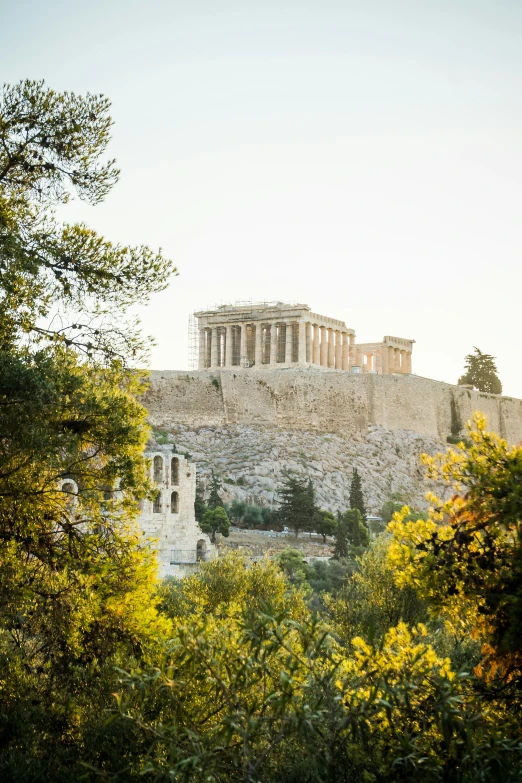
[[0, 79, 172, 360], [458, 347, 502, 394], [207, 469, 224, 509], [329, 538, 428, 644], [200, 506, 230, 543], [346, 508, 370, 547], [277, 548, 310, 586], [388, 414, 522, 686], [261, 506, 276, 529], [349, 467, 367, 520], [333, 511, 349, 559], [243, 504, 263, 527], [314, 509, 337, 543], [334, 509, 369, 558], [195, 479, 207, 522], [0, 80, 174, 778], [276, 473, 317, 536], [229, 498, 247, 524]]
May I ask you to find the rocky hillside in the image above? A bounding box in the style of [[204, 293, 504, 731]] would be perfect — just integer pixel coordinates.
[[153, 423, 451, 514]]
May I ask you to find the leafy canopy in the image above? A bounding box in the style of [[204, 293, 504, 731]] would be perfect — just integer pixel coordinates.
[[0, 80, 175, 779], [458, 347, 502, 395], [201, 505, 230, 542], [388, 413, 522, 687], [277, 473, 316, 536], [0, 79, 173, 361]]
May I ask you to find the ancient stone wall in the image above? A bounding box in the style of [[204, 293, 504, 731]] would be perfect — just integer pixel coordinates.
[[143, 370, 522, 444]]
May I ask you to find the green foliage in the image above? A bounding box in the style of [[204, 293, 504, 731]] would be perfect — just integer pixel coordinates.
[[113, 557, 522, 783], [4, 78, 522, 780], [314, 508, 337, 543], [207, 469, 224, 509], [277, 548, 311, 586], [261, 505, 276, 528], [328, 537, 428, 644], [277, 473, 316, 536], [157, 551, 307, 621], [0, 79, 172, 362], [458, 347, 502, 395], [380, 499, 428, 525], [334, 508, 369, 558], [211, 377, 220, 390], [0, 79, 175, 780], [243, 503, 263, 527], [228, 498, 247, 523], [200, 506, 230, 542], [194, 479, 207, 522], [349, 467, 367, 520], [389, 414, 522, 687], [151, 426, 171, 445]]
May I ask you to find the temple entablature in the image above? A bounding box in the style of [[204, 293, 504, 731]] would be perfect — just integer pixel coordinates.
[[193, 301, 413, 375]]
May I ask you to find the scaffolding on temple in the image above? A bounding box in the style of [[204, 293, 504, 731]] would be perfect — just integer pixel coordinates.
[[188, 312, 198, 370]]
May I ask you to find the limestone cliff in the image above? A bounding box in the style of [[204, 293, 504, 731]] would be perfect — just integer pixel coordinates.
[[142, 370, 522, 514]]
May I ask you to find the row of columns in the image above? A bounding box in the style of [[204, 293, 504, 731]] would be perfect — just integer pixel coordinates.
[[199, 321, 307, 369], [199, 324, 412, 374], [357, 346, 412, 374], [199, 322, 357, 370], [312, 326, 354, 370]]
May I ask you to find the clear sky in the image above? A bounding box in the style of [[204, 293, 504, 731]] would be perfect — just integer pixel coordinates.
[[3, 0, 522, 395]]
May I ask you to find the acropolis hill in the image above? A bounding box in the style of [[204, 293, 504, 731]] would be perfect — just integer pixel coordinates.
[[143, 302, 522, 513]]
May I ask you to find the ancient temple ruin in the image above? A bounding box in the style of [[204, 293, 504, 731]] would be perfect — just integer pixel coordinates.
[[138, 449, 213, 578], [194, 302, 414, 375]]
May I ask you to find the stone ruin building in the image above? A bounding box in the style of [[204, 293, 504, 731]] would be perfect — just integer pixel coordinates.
[[60, 454, 213, 580], [138, 449, 213, 578], [195, 302, 414, 375]]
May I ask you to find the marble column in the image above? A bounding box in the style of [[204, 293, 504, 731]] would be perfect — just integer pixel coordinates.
[[349, 334, 356, 368], [334, 331, 342, 369], [255, 323, 262, 366], [198, 329, 206, 369], [270, 323, 278, 366], [262, 325, 270, 364], [313, 325, 320, 365], [210, 327, 218, 368], [327, 329, 335, 368], [305, 322, 312, 363], [405, 351, 412, 374], [205, 330, 211, 368], [388, 345, 394, 373], [341, 332, 349, 370], [299, 321, 307, 365], [319, 327, 327, 366], [381, 344, 389, 374], [285, 321, 293, 364], [375, 351, 383, 374], [394, 348, 401, 372], [400, 349, 407, 373], [225, 325, 233, 367], [239, 323, 247, 365], [355, 346, 363, 368]]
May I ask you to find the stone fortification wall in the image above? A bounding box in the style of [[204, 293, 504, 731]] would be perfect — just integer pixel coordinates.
[[143, 370, 522, 444]]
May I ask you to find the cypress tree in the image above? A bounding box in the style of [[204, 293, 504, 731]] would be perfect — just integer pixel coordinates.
[[349, 468, 367, 520], [207, 470, 224, 509]]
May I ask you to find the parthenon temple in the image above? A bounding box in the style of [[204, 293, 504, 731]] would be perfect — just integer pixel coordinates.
[[195, 302, 414, 375]]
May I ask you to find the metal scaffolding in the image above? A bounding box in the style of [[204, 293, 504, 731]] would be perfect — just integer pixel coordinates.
[[188, 312, 198, 370]]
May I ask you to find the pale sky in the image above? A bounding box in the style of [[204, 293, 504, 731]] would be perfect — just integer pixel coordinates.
[[3, 0, 522, 396]]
